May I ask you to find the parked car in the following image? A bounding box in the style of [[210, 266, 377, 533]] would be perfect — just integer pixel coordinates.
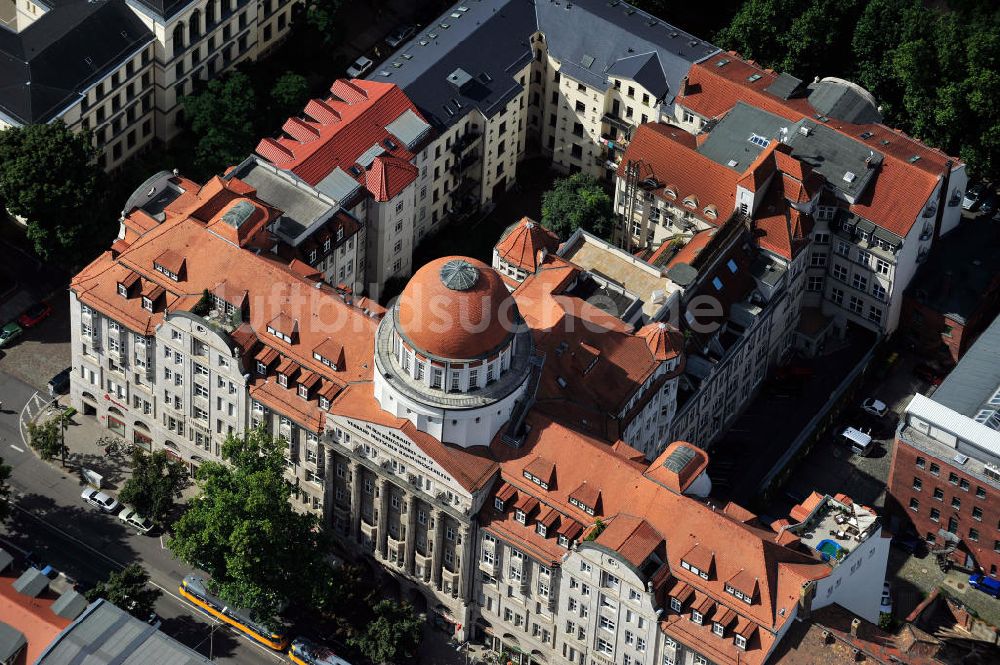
[[118, 508, 154, 534], [968, 573, 1000, 598], [880, 582, 893, 615], [962, 182, 985, 210], [0, 321, 22, 348], [891, 531, 923, 555], [861, 398, 888, 418], [979, 193, 998, 216], [345, 56, 373, 78], [385, 24, 415, 48], [47, 367, 71, 396], [81, 488, 120, 514], [17, 301, 52, 328], [913, 363, 944, 386]]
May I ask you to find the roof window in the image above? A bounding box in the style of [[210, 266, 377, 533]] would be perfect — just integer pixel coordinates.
[[843, 171, 857, 184], [716, 59, 730, 68], [748, 134, 770, 148], [712, 277, 723, 291], [860, 131, 873, 139], [747, 74, 762, 83], [908, 155, 922, 164], [727, 259, 738, 273]]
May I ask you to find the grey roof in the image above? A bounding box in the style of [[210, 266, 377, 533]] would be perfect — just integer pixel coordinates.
[[907, 220, 1000, 326], [315, 167, 362, 204], [13, 568, 48, 597], [123, 171, 185, 222], [765, 72, 804, 100], [0, 622, 25, 662], [0, 549, 13, 574], [51, 590, 90, 620], [0, 0, 154, 125], [807, 78, 882, 125], [368, 0, 536, 130], [385, 108, 433, 150], [35, 599, 212, 665], [127, 0, 192, 21], [697, 102, 883, 200], [931, 315, 1000, 421], [536, 0, 717, 104], [228, 157, 339, 244], [376, 0, 718, 131], [356, 143, 385, 168]]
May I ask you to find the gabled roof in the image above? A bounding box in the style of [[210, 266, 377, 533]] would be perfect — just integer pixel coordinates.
[[365, 154, 418, 202], [0, 0, 153, 125]]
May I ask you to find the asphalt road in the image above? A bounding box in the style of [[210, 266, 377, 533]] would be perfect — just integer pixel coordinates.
[[0, 370, 283, 665]]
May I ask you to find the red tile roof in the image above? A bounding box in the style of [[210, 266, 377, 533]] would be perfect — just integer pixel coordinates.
[[0, 572, 71, 663], [495, 217, 561, 273], [365, 154, 418, 202], [256, 79, 430, 196]]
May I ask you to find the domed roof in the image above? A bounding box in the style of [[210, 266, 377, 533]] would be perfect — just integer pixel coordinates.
[[396, 256, 519, 359], [808, 77, 882, 124]]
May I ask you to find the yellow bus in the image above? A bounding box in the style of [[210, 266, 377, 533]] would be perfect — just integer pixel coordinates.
[[289, 637, 354, 665]]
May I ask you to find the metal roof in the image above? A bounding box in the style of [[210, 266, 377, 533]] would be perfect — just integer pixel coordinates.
[[765, 72, 804, 100], [807, 78, 882, 125], [13, 568, 48, 598], [384, 108, 432, 150], [932, 315, 1000, 421], [50, 591, 89, 621], [0, 622, 25, 662], [0, 549, 13, 574], [35, 599, 212, 665], [314, 167, 361, 204], [906, 393, 1000, 464]]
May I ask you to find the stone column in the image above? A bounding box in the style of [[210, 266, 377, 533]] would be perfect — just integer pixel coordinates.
[[432, 509, 446, 589], [323, 448, 335, 528], [376, 477, 390, 560], [349, 460, 363, 542], [403, 495, 419, 575], [458, 524, 473, 601]]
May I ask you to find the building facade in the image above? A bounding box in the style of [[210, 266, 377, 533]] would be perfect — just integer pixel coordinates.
[[889, 315, 1000, 576]]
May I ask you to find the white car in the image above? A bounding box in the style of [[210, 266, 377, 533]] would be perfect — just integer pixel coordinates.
[[81, 488, 121, 514], [880, 582, 893, 615], [862, 398, 888, 418], [119, 508, 154, 534], [346, 56, 374, 78]]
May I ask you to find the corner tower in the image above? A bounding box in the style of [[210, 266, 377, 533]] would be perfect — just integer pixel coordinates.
[[373, 256, 534, 446]]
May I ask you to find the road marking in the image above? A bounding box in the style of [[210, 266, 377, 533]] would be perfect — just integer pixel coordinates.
[[9, 501, 284, 662], [9, 445, 23, 453]]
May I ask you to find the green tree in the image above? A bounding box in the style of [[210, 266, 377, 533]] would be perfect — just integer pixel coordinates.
[[347, 599, 423, 665], [26, 418, 67, 465], [118, 449, 188, 525], [168, 427, 329, 625], [714, 0, 807, 70], [85, 563, 161, 620], [304, 0, 342, 41], [0, 121, 102, 261], [181, 71, 257, 174], [270, 72, 310, 114], [540, 173, 614, 240]]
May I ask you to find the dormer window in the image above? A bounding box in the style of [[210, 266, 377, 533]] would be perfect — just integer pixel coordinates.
[[309, 249, 317, 263], [536, 523, 547, 537], [557, 534, 569, 548], [278, 373, 288, 387], [141, 296, 153, 312], [117, 283, 128, 297], [670, 597, 682, 612], [514, 509, 526, 524], [323, 237, 332, 252], [298, 384, 309, 399], [494, 497, 505, 511], [336, 227, 344, 241], [266, 325, 292, 343], [312, 352, 340, 371], [319, 396, 330, 410], [713, 622, 725, 637], [734, 635, 747, 650], [691, 610, 703, 625]]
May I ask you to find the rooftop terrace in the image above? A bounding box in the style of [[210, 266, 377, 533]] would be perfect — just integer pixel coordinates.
[[788, 494, 879, 566]]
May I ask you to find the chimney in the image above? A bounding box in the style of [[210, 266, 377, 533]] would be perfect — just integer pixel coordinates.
[[680, 75, 689, 96], [850, 617, 861, 638]]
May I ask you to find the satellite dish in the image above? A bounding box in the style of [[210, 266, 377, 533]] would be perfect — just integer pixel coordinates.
[[147, 186, 156, 197]]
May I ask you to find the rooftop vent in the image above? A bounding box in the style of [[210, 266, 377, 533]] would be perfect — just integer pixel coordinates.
[[581, 54, 595, 69], [798, 125, 811, 136], [843, 171, 857, 184], [727, 159, 739, 168]]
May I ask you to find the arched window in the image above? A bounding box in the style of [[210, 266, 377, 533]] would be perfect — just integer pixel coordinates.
[[205, 0, 216, 26], [189, 10, 202, 39], [172, 24, 185, 53]]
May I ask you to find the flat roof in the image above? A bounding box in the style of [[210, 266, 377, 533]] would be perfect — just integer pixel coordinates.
[[559, 230, 677, 319], [931, 315, 1000, 421]]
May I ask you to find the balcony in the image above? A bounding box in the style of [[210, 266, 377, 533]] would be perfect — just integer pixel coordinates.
[[449, 152, 480, 176], [479, 558, 497, 576], [451, 130, 482, 156], [602, 112, 632, 132]]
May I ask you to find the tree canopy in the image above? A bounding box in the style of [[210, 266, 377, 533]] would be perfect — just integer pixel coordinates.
[[347, 599, 423, 665], [119, 449, 188, 525], [26, 418, 67, 464], [181, 71, 258, 174], [270, 72, 311, 115], [168, 427, 330, 625], [540, 173, 614, 240], [716, 0, 1000, 180], [0, 122, 103, 261], [85, 563, 161, 620], [0, 458, 11, 523]]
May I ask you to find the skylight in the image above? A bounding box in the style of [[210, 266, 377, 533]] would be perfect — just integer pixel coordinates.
[[748, 134, 770, 148], [843, 171, 857, 183], [908, 155, 922, 163], [727, 259, 738, 273], [747, 74, 762, 83], [712, 277, 724, 291], [716, 59, 730, 68]]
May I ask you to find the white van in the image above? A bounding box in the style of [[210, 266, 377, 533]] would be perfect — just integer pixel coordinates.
[[841, 427, 874, 456]]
